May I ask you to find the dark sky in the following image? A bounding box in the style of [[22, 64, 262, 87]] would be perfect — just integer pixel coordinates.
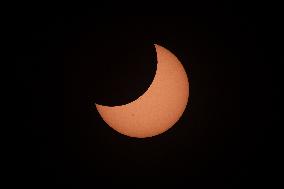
[[17, 3, 265, 186]]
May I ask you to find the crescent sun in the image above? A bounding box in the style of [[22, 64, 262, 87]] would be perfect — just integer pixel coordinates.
[[95, 44, 189, 138]]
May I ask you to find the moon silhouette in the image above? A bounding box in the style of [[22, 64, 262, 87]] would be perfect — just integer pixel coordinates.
[[95, 44, 189, 138]]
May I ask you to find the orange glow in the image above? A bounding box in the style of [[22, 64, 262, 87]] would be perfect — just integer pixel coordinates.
[[96, 44, 189, 138]]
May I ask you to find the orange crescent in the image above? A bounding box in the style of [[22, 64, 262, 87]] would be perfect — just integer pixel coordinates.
[[95, 44, 189, 138]]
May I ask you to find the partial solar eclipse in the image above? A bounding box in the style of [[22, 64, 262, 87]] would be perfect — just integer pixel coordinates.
[[96, 44, 189, 138]]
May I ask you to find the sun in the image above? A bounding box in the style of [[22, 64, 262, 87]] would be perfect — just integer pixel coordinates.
[[96, 44, 189, 138]]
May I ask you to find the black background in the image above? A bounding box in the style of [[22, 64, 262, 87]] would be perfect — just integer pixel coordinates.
[[17, 2, 265, 186]]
